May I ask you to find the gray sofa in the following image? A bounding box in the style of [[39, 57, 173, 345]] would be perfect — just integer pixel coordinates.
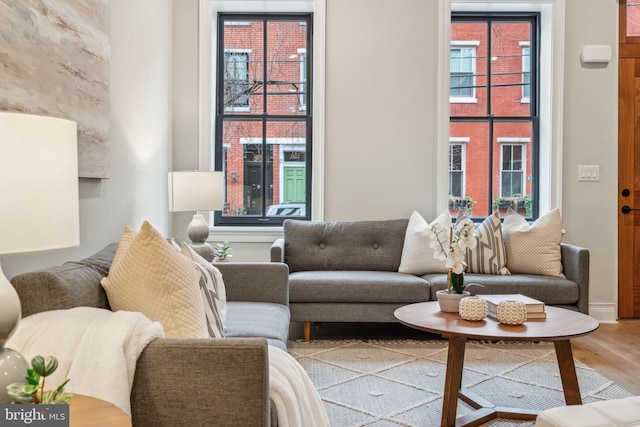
[[270, 219, 589, 341], [10, 243, 290, 427]]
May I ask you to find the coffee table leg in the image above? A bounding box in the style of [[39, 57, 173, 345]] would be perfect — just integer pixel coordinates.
[[554, 340, 582, 405], [442, 336, 466, 427]]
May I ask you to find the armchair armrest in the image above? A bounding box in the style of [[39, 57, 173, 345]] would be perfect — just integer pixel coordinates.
[[271, 238, 285, 263], [560, 243, 589, 314], [131, 337, 270, 427], [215, 262, 289, 306]]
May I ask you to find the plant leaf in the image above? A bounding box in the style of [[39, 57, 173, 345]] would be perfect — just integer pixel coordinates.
[[26, 368, 40, 385], [31, 356, 45, 376], [42, 356, 58, 377]]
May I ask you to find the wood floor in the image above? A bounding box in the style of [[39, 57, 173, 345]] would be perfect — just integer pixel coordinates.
[[302, 319, 640, 396], [572, 319, 640, 395]]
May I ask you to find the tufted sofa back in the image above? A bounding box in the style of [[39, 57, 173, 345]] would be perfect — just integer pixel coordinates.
[[282, 219, 409, 272]]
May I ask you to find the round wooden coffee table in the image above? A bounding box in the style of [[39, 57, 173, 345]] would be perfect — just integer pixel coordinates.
[[394, 302, 599, 427], [70, 394, 131, 427]]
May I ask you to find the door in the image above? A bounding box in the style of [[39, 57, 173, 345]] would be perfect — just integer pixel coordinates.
[[283, 166, 306, 203], [619, 0, 640, 317]]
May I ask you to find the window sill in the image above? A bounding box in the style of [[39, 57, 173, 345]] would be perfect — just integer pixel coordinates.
[[450, 97, 478, 104], [209, 225, 283, 243]]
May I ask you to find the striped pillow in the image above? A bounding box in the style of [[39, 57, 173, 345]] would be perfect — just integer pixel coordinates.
[[463, 211, 510, 275], [181, 244, 227, 337]]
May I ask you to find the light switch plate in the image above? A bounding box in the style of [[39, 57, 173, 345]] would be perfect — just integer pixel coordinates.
[[578, 165, 600, 182]]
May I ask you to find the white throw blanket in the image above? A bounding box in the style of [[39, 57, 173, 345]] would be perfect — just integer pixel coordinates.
[[268, 345, 330, 427], [5, 307, 165, 417], [7, 307, 329, 426]]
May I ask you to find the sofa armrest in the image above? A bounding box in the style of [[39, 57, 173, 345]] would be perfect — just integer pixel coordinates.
[[215, 262, 289, 306], [131, 337, 270, 427], [271, 238, 285, 263], [561, 243, 590, 314]]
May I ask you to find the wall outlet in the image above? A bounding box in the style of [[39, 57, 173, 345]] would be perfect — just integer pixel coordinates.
[[577, 165, 599, 182]]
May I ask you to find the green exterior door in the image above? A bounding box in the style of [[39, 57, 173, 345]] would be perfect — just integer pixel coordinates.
[[283, 166, 305, 202]]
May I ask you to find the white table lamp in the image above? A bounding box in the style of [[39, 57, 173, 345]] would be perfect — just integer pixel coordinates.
[[168, 171, 223, 261], [0, 112, 80, 403]]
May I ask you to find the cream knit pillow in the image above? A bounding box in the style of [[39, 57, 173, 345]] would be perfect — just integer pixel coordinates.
[[502, 208, 565, 278], [101, 221, 208, 338]]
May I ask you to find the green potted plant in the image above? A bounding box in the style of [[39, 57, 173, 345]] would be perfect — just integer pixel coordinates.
[[213, 241, 233, 261], [7, 355, 73, 404]]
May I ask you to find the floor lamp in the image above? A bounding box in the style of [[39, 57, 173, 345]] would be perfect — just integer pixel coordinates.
[[168, 171, 223, 262], [0, 112, 80, 404]]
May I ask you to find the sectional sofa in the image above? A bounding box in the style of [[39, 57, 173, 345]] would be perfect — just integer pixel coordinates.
[[271, 217, 589, 341], [10, 243, 290, 427]]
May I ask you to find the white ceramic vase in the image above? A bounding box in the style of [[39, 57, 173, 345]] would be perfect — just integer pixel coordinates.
[[436, 290, 470, 313]]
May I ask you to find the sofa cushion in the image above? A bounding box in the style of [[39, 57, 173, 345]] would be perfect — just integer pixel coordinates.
[[398, 210, 451, 275], [502, 208, 565, 278], [101, 221, 209, 339], [424, 273, 579, 305], [465, 211, 510, 275], [225, 302, 290, 350], [283, 219, 408, 272], [289, 271, 430, 303]]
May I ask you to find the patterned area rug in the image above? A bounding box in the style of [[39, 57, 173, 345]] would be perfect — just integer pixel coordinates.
[[288, 339, 632, 427]]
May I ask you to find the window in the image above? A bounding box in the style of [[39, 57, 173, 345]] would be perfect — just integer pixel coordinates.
[[449, 143, 465, 198], [450, 13, 539, 220], [521, 44, 530, 101], [500, 143, 525, 197], [215, 14, 313, 226], [450, 45, 476, 100], [224, 50, 250, 109]]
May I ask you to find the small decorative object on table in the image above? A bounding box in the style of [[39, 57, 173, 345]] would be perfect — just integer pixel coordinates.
[[496, 300, 528, 325], [7, 355, 73, 404], [459, 296, 488, 321], [430, 215, 478, 312], [213, 241, 233, 261]]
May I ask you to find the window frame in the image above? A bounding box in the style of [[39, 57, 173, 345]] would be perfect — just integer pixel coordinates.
[[449, 11, 540, 220], [449, 139, 467, 198], [213, 12, 314, 227], [499, 141, 527, 198], [450, 41, 479, 103]]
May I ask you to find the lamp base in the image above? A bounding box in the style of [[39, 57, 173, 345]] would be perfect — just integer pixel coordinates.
[[0, 348, 28, 404], [187, 214, 214, 262]]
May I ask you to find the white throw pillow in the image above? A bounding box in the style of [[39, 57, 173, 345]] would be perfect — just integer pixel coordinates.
[[180, 244, 227, 337], [398, 210, 452, 275], [101, 221, 209, 338], [466, 211, 510, 275], [502, 208, 565, 278]]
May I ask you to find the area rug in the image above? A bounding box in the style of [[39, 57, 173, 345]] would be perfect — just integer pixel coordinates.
[[288, 339, 632, 427]]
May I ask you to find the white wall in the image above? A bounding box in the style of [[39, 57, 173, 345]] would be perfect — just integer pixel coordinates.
[[1, 0, 174, 278], [562, 0, 618, 320], [172, 0, 620, 319]]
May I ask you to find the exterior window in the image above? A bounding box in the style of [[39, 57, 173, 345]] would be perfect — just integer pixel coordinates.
[[224, 51, 249, 109], [449, 143, 465, 198], [450, 13, 538, 219], [450, 46, 476, 99], [215, 14, 312, 226], [522, 45, 530, 100], [501, 143, 525, 197]]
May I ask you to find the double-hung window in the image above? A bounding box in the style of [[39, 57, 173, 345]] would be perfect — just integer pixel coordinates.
[[449, 13, 539, 219], [215, 14, 313, 226]]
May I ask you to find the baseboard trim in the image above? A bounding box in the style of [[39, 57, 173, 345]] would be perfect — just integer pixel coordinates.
[[588, 303, 618, 323]]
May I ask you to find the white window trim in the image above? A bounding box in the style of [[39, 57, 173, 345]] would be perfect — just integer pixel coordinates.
[[437, 0, 564, 217], [499, 141, 527, 198], [520, 41, 531, 103], [223, 48, 252, 113], [198, 0, 325, 242], [450, 41, 479, 104], [449, 140, 467, 198]]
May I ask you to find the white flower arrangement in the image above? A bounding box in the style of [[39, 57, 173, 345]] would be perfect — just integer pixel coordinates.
[[429, 217, 477, 275]]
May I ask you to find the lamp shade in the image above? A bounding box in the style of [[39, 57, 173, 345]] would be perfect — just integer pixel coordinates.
[[0, 112, 80, 254], [168, 171, 223, 212]]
